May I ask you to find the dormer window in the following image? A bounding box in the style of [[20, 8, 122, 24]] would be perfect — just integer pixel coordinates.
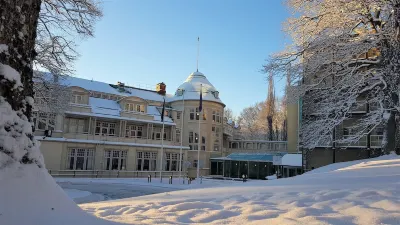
[[176, 89, 184, 96], [213, 91, 219, 99], [125, 103, 145, 113], [125, 103, 134, 111], [71, 94, 83, 104]]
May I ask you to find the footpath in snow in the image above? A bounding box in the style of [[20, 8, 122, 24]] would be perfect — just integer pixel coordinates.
[[79, 153, 400, 225], [59, 177, 264, 203]]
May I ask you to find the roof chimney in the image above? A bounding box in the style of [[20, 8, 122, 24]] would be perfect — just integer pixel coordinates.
[[156, 82, 166, 95]]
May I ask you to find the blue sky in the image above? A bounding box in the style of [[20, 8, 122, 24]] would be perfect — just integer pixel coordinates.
[[74, 0, 290, 116]]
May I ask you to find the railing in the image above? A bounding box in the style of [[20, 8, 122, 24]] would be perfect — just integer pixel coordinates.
[[62, 132, 178, 145], [227, 141, 288, 153], [48, 170, 188, 178], [370, 135, 383, 148], [337, 135, 367, 147]]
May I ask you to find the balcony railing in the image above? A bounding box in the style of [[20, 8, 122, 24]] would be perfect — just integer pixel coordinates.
[[62, 132, 178, 146], [227, 141, 287, 153], [337, 135, 367, 147], [370, 135, 383, 148]]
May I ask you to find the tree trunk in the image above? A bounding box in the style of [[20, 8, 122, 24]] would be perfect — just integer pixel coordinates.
[[0, 0, 42, 165], [383, 111, 397, 154]]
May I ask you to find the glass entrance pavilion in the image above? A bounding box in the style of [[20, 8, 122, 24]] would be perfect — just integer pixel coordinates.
[[210, 153, 285, 179]]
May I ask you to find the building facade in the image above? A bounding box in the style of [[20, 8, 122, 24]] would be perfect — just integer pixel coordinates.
[[34, 71, 245, 177]]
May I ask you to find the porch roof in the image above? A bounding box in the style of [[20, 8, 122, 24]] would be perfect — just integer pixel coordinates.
[[211, 152, 286, 163]]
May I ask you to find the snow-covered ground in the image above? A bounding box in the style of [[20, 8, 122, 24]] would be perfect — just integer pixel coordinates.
[[78, 153, 400, 224], [2, 154, 400, 225]]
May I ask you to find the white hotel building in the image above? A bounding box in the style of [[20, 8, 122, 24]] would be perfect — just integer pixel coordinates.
[[34, 71, 290, 179]]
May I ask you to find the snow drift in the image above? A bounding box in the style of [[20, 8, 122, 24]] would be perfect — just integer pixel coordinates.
[[79, 154, 400, 225], [0, 164, 119, 225]]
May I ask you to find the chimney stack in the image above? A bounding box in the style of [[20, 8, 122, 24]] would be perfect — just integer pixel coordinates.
[[156, 82, 166, 95]]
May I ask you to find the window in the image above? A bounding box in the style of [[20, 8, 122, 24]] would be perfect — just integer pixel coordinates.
[[32, 111, 56, 131], [189, 131, 205, 150], [125, 103, 134, 111], [94, 92, 101, 98], [190, 108, 195, 120], [212, 110, 216, 122], [95, 122, 116, 136], [152, 127, 167, 140], [104, 150, 127, 170], [189, 131, 194, 143], [216, 127, 221, 137], [177, 112, 181, 120], [193, 160, 198, 168], [176, 129, 181, 143], [136, 104, 145, 113], [196, 108, 200, 120], [67, 118, 87, 133], [71, 94, 83, 104], [125, 125, 143, 138], [212, 126, 216, 132], [67, 148, 94, 170], [214, 144, 220, 151], [137, 151, 157, 171], [216, 111, 221, 123], [213, 91, 219, 99], [202, 110, 206, 120], [166, 153, 182, 171]]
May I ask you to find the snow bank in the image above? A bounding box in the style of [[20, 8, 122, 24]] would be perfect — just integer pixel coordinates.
[[0, 165, 118, 225], [79, 154, 400, 224], [64, 189, 92, 200]]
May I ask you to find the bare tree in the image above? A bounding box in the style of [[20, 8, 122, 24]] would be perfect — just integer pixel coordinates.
[[265, 0, 400, 154], [237, 103, 264, 139], [34, 0, 102, 112], [224, 107, 235, 122], [0, 0, 102, 171]]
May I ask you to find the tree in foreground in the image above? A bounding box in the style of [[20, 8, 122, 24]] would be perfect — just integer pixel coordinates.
[[265, 0, 400, 153], [0, 1, 106, 224], [1, 0, 102, 171]]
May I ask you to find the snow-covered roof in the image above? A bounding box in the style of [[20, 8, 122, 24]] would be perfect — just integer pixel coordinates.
[[280, 154, 302, 167], [168, 71, 224, 105], [58, 75, 167, 102], [89, 97, 121, 117], [211, 152, 286, 162]]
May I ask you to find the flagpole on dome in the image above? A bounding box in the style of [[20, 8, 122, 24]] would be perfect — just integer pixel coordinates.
[[197, 36, 199, 72], [160, 97, 166, 182], [197, 84, 202, 182]]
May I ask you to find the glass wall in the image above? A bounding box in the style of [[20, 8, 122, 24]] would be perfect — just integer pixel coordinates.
[[214, 160, 275, 180]]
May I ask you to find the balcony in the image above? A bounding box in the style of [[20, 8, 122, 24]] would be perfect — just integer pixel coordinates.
[[223, 126, 233, 136], [370, 135, 383, 148], [337, 135, 367, 148], [63, 132, 178, 146], [228, 140, 287, 153]]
